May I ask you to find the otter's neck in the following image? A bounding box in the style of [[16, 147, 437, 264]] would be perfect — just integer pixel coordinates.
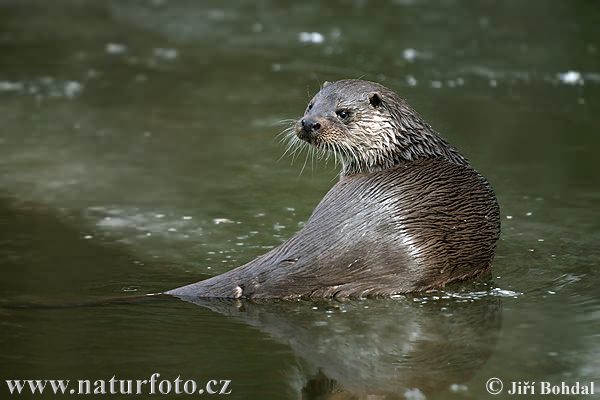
[[341, 106, 470, 176]]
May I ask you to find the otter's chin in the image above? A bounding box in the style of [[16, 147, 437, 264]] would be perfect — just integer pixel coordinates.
[[294, 127, 317, 145]]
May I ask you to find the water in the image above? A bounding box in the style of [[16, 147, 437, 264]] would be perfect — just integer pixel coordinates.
[[1, 1, 599, 399]]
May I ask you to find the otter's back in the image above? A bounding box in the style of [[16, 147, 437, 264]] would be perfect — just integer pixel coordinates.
[[309, 158, 501, 293], [168, 159, 500, 299]]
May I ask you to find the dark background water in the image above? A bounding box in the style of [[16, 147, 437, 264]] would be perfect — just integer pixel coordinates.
[[1, 1, 599, 399]]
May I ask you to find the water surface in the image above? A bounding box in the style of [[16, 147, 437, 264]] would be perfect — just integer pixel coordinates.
[[1, 1, 599, 399]]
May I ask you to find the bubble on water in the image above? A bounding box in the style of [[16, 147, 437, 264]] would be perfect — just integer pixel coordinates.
[[106, 43, 127, 54], [489, 79, 498, 87], [64, 81, 83, 98], [506, 215, 513, 219], [83, 235, 93, 239], [402, 48, 418, 62], [430, 80, 442, 89], [298, 32, 325, 44], [490, 288, 522, 297], [525, 212, 532, 216], [406, 75, 417, 86], [558, 70, 583, 85], [450, 383, 468, 393], [182, 216, 192, 220], [213, 218, 234, 224]]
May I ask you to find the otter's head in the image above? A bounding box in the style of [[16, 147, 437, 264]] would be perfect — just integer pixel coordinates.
[[293, 79, 469, 176]]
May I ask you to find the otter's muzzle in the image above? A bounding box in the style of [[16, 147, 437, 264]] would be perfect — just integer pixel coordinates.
[[297, 117, 322, 142]]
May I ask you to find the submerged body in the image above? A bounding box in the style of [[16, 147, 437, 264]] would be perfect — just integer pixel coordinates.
[[167, 79, 500, 300]]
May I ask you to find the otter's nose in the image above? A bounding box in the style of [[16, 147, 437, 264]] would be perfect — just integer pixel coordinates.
[[301, 118, 321, 134]]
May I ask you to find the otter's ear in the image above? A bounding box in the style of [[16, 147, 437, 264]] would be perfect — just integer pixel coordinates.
[[322, 81, 331, 88], [368, 92, 382, 108]]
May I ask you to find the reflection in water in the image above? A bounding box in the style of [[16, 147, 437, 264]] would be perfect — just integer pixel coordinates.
[[189, 295, 501, 398], [1, 195, 501, 399]]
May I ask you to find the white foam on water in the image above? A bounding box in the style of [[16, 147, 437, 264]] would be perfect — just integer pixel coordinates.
[[298, 32, 324, 44], [558, 70, 583, 85]]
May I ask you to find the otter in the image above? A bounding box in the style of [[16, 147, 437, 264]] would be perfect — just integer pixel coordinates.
[[167, 79, 500, 300]]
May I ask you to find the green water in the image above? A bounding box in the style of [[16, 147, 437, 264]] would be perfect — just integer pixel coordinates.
[[1, 1, 599, 399]]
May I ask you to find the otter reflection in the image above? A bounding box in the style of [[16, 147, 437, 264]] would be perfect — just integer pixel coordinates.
[[187, 292, 501, 398]]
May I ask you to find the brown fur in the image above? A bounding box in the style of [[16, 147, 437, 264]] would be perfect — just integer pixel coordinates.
[[167, 79, 501, 300]]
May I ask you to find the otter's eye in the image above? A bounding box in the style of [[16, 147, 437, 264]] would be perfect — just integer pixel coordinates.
[[336, 110, 351, 120], [307, 103, 313, 112]]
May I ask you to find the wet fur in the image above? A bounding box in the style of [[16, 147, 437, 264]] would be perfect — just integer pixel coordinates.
[[295, 79, 469, 175], [167, 80, 501, 300]]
